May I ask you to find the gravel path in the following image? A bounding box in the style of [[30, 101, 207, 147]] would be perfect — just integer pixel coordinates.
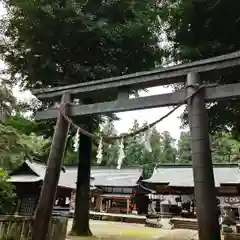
[[67, 220, 198, 240]]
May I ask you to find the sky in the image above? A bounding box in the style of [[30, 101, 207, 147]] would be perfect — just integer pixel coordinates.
[[0, 3, 187, 140]]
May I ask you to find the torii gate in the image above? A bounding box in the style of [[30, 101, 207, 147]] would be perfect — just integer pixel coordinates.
[[31, 51, 240, 240]]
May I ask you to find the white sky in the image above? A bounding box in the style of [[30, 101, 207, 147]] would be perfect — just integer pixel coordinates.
[[0, 3, 187, 140], [115, 87, 186, 140]]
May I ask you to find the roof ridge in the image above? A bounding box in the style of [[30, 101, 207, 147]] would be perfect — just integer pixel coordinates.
[[155, 163, 239, 168], [23, 160, 44, 178], [26, 159, 47, 166], [91, 166, 142, 170], [27, 160, 142, 170], [65, 166, 142, 170]]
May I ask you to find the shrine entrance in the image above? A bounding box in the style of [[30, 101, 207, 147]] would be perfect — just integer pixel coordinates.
[[31, 51, 240, 240]]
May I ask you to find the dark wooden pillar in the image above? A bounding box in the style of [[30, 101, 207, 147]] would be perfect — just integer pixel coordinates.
[[32, 93, 70, 240], [186, 72, 220, 240], [71, 118, 92, 236]]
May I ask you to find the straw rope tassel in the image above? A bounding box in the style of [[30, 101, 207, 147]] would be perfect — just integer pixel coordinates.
[[96, 136, 103, 164], [73, 128, 80, 152], [145, 126, 152, 152], [117, 138, 125, 169]]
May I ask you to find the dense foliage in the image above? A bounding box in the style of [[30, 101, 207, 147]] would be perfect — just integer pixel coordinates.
[[160, 0, 240, 138], [0, 82, 50, 170], [2, 105, 239, 174], [96, 119, 240, 178], [0, 81, 16, 121], [1, 0, 239, 168], [0, 168, 16, 214], [0, 0, 164, 142], [0, 0, 239, 236], [0, 0, 162, 88]]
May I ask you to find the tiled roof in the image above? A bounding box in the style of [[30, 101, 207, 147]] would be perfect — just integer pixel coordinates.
[[143, 164, 240, 187], [9, 160, 142, 189], [87, 167, 142, 187]]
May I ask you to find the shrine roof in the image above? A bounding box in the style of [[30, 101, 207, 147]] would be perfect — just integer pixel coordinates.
[[143, 163, 240, 187], [7, 175, 42, 183], [8, 160, 142, 189], [85, 167, 142, 187]]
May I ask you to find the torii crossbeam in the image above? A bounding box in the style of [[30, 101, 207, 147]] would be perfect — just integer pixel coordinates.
[[32, 51, 240, 240]]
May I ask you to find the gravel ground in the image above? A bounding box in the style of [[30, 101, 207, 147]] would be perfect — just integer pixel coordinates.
[[67, 220, 198, 240]]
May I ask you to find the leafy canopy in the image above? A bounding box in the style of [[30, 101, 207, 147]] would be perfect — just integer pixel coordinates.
[[160, 0, 240, 138], [0, 81, 50, 170], [0, 0, 164, 144], [0, 0, 162, 89]]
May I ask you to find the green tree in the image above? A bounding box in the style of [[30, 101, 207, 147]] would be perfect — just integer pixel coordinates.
[[124, 120, 145, 166], [0, 122, 27, 169], [177, 131, 191, 163], [125, 140, 145, 167], [0, 0, 164, 146], [175, 131, 240, 164], [0, 81, 16, 121], [123, 121, 164, 178], [211, 132, 240, 163], [0, 168, 16, 214], [160, 131, 177, 163], [141, 126, 163, 178], [0, 0, 163, 235], [99, 120, 119, 166], [149, 126, 163, 162], [0, 83, 40, 170], [0, 116, 51, 170], [6, 113, 84, 169], [5, 115, 39, 135], [0, 0, 162, 89], [161, 0, 240, 138]]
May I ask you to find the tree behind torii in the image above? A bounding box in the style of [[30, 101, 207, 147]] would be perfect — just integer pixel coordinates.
[[0, 0, 163, 237]]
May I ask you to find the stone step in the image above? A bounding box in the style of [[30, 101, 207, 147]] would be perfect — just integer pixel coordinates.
[[170, 219, 198, 230], [145, 220, 162, 228], [173, 224, 198, 230]]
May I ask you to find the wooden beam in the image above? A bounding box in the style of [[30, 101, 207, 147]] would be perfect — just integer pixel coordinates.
[[32, 51, 240, 100], [35, 83, 240, 120], [117, 88, 129, 100]]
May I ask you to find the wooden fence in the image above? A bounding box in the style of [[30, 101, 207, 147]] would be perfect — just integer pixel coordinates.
[[0, 215, 68, 240]]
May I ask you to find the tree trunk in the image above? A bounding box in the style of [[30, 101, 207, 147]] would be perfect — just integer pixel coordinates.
[[70, 119, 93, 236]]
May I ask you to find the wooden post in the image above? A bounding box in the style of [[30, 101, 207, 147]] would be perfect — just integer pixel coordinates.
[[32, 93, 70, 240], [71, 119, 93, 236], [100, 198, 103, 212], [186, 72, 220, 240], [127, 199, 129, 214]]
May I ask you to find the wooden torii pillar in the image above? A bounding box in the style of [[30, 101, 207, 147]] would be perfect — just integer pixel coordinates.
[[32, 93, 71, 240], [187, 73, 220, 240]]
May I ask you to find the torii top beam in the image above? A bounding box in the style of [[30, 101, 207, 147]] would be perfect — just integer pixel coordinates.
[[32, 50, 240, 101]]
